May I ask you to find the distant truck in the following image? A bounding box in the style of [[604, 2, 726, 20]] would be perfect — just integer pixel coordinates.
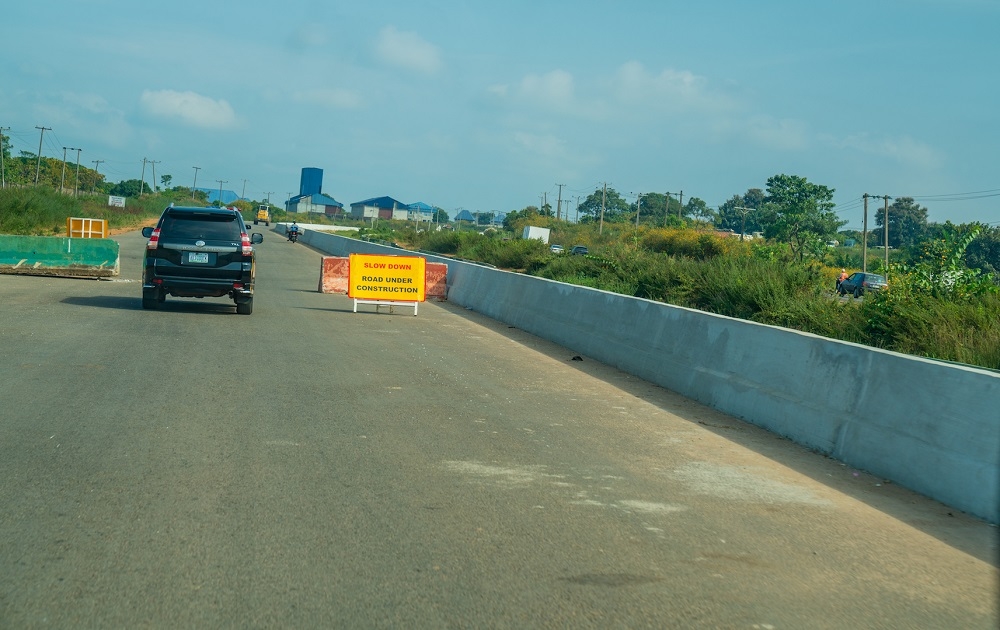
[[522, 225, 550, 244], [254, 205, 271, 226]]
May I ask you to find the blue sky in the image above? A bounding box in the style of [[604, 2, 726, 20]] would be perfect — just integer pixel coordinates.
[[4, 0, 997, 226]]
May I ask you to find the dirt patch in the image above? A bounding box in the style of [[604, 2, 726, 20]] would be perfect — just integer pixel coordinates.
[[109, 218, 158, 236]]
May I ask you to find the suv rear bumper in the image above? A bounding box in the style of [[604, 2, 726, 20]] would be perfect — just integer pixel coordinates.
[[143, 276, 253, 299]]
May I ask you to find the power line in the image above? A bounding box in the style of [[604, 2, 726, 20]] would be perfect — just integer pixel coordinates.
[[907, 189, 1000, 202]]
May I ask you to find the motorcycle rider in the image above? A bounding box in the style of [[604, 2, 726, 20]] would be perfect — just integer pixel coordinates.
[[288, 221, 300, 241]]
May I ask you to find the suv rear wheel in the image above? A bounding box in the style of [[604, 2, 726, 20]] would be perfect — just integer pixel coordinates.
[[141, 288, 164, 310]]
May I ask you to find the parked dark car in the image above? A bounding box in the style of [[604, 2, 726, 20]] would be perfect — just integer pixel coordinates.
[[838, 272, 887, 297], [141, 206, 263, 314], [570, 245, 589, 255]]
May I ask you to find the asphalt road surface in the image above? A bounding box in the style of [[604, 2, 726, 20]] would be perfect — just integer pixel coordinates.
[[0, 226, 996, 628]]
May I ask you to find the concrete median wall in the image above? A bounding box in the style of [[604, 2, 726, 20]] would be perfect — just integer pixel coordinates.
[[300, 229, 1000, 523], [0, 235, 120, 277]]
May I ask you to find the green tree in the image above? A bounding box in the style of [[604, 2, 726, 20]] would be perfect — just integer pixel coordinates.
[[761, 174, 843, 261], [503, 206, 550, 233], [964, 224, 1000, 276], [873, 197, 928, 250], [160, 174, 172, 189], [432, 207, 449, 223], [684, 197, 714, 226], [577, 187, 630, 223], [637, 192, 672, 225], [716, 189, 765, 234], [109, 179, 151, 198], [899, 225, 998, 299]]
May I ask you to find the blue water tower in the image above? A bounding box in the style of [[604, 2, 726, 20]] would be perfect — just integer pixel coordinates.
[[300, 168, 323, 196]]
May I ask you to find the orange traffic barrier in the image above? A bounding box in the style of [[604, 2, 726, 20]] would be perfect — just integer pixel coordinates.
[[319, 256, 447, 299]]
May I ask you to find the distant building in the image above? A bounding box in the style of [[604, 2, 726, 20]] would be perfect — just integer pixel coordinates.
[[288, 193, 344, 217], [405, 202, 436, 222], [350, 196, 406, 221], [453, 209, 476, 223], [194, 187, 241, 206], [286, 168, 344, 216]]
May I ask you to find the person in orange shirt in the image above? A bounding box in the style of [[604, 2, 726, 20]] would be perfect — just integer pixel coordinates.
[[837, 268, 848, 292]]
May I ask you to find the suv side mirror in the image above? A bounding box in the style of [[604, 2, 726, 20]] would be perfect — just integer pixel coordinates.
[[141, 227, 154, 237], [251, 233, 263, 244]]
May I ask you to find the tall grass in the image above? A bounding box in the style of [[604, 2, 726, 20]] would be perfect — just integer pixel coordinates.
[[532, 231, 1000, 369], [0, 188, 167, 235], [344, 223, 1000, 370]]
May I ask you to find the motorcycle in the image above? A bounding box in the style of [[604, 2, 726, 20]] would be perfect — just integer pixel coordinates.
[[287, 229, 299, 243]]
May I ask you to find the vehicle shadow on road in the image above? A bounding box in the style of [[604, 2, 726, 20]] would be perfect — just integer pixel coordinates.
[[437, 300, 999, 568], [61, 295, 238, 314], [61, 295, 142, 310]]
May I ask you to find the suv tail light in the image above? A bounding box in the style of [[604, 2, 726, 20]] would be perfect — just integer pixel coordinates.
[[241, 232, 253, 256], [147, 228, 161, 250]]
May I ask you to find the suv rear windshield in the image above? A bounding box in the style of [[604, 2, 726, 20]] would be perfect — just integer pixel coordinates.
[[160, 212, 242, 240]]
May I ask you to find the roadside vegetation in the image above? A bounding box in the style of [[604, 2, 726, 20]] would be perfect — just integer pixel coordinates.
[[372, 182, 1000, 370], [2, 172, 998, 370], [0, 187, 160, 234], [388, 223, 1000, 370]]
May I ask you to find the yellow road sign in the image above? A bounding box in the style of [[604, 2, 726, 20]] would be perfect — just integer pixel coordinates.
[[348, 253, 426, 302]]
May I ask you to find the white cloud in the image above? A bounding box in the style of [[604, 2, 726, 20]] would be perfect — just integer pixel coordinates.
[[292, 88, 362, 109], [285, 26, 330, 52], [375, 26, 442, 74], [612, 61, 723, 112], [139, 90, 237, 129], [507, 130, 600, 176], [519, 70, 575, 110], [743, 115, 810, 151], [493, 62, 732, 123], [513, 131, 568, 160], [827, 132, 942, 169]]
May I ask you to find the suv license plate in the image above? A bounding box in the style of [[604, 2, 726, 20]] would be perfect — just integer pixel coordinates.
[[188, 252, 210, 264]]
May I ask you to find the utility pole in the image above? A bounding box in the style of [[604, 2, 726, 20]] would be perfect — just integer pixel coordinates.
[[139, 158, 148, 197], [575, 195, 581, 223], [0, 126, 9, 189], [34, 126, 51, 186], [149, 160, 159, 193], [734, 206, 754, 241], [862, 193, 870, 273], [61, 147, 72, 193], [264, 191, 273, 205], [91, 160, 104, 193], [241, 179, 248, 200], [599, 182, 607, 235], [881, 195, 892, 277], [635, 193, 644, 228], [217, 180, 228, 207], [678, 190, 684, 220], [73, 148, 82, 197], [191, 166, 201, 200], [555, 183, 564, 221]]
